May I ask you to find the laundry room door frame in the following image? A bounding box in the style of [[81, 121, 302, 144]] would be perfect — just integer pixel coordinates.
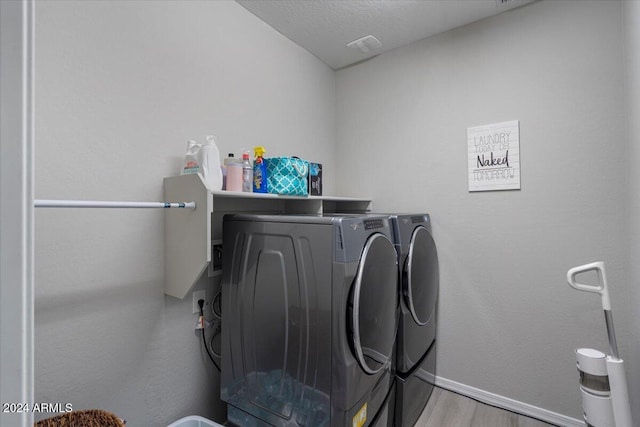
[[0, 1, 35, 426]]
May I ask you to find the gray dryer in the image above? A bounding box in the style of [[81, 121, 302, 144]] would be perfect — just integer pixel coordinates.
[[390, 214, 439, 427], [220, 214, 399, 427]]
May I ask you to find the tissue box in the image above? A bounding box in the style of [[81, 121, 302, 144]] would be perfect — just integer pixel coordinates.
[[308, 162, 322, 196]]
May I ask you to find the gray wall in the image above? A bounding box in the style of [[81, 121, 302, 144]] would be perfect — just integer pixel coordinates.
[[33, 1, 334, 425], [625, 0, 640, 423], [336, 0, 627, 420]]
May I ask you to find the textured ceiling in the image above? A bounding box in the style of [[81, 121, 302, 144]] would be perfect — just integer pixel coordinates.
[[237, 0, 536, 70]]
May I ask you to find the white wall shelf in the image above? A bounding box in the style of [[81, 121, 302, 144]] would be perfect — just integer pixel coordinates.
[[163, 174, 371, 299]]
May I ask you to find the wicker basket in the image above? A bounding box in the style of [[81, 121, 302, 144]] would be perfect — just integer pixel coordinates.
[[34, 409, 125, 427]]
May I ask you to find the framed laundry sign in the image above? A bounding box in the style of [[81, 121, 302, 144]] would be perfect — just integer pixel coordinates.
[[468, 120, 520, 192]]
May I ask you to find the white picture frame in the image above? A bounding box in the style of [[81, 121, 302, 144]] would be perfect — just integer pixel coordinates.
[[468, 120, 520, 192]]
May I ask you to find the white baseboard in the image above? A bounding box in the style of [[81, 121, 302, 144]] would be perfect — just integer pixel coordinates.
[[433, 376, 584, 427]]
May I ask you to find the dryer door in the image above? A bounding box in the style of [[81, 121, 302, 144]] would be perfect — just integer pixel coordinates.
[[350, 233, 398, 375], [404, 226, 439, 326]]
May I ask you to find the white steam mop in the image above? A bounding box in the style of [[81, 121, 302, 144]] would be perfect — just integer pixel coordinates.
[[566, 262, 634, 427]]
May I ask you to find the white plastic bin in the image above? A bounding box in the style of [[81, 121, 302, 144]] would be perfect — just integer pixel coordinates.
[[167, 415, 223, 427]]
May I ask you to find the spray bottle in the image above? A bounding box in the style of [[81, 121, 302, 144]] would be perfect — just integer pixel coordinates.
[[241, 150, 253, 193], [253, 146, 267, 193]]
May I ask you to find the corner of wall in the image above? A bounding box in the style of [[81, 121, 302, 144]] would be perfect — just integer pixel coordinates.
[[623, 0, 640, 423]]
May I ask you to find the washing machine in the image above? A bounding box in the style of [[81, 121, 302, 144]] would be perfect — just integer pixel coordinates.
[[390, 214, 439, 427], [220, 214, 399, 427]]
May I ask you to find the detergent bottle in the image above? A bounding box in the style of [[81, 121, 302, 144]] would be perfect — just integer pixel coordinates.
[[253, 146, 267, 193], [200, 135, 223, 191]]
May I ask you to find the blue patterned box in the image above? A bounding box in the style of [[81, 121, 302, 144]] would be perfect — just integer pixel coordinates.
[[264, 157, 309, 196]]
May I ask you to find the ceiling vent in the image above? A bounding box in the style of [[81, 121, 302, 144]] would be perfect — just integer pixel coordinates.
[[496, 0, 536, 9], [346, 35, 382, 54], [496, 0, 533, 5]]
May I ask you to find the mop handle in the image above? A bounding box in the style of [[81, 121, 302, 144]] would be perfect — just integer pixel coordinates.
[[567, 262, 619, 359], [604, 311, 620, 360], [567, 262, 611, 310]]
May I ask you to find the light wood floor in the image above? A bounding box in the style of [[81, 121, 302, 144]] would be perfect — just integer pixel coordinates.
[[415, 387, 557, 427]]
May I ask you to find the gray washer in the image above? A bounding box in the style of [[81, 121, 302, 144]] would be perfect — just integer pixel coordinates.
[[390, 214, 439, 427], [221, 214, 399, 427]]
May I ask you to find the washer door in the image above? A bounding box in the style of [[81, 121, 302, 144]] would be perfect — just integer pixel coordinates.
[[350, 233, 398, 375], [404, 226, 439, 326]]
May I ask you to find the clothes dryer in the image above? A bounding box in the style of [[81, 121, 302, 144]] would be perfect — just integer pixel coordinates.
[[220, 214, 399, 427], [390, 214, 439, 427]]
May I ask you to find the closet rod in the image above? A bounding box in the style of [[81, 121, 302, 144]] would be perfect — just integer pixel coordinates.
[[34, 199, 196, 209]]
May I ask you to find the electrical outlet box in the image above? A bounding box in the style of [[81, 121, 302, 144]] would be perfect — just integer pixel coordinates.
[[213, 243, 223, 272], [208, 240, 223, 278], [193, 290, 206, 314]]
